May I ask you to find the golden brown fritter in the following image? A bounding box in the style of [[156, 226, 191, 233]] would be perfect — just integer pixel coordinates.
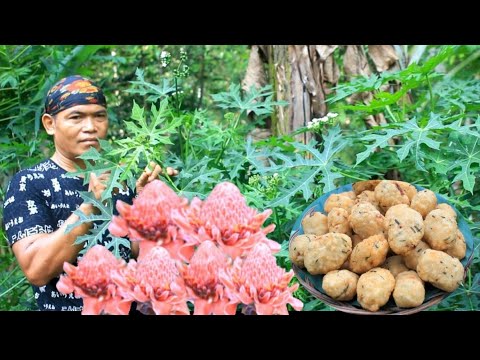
[[351, 234, 363, 248], [356, 190, 382, 212], [338, 191, 357, 201], [349, 234, 389, 274], [394, 181, 418, 202], [322, 269, 359, 301], [392, 271, 425, 308], [349, 202, 385, 239], [417, 249, 464, 292], [403, 240, 431, 270], [424, 209, 457, 250], [384, 204, 424, 255], [352, 180, 381, 195], [304, 233, 352, 275], [324, 194, 355, 214], [445, 230, 466, 260], [436, 203, 457, 219], [357, 268, 395, 312], [374, 180, 410, 212], [301, 211, 329, 236], [289, 234, 318, 268], [410, 189, 437, 219], [328, 207, 352, 235], [381, 255, 409, 278]]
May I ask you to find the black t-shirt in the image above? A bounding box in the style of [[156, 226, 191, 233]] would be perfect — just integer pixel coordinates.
[[3, 159, 134, 311]]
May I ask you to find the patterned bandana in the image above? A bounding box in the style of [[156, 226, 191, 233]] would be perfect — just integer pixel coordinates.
[[44, 75, 107, 115]]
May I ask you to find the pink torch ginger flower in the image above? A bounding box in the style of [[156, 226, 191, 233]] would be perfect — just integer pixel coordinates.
[[173, 182, 280, 260], [109, 180, 188, 260], [221, 243, 303, 315], [112, 246, 189, 315], [56, 245, 130, 315], [181, 241, 238, 315]]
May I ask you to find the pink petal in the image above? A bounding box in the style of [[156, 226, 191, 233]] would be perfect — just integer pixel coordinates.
[[56, 275, 74, 294], [82, 297, 103, 315], [193, 299, 212, 315], [109, 216, 129, 237]]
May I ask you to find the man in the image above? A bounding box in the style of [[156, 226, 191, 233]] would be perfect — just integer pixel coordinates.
[[3, 75, 176, 311]]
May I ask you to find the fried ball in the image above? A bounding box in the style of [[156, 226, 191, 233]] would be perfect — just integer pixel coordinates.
[[328, 207, 352, 235], [410, 189, 437, 219], [385, 204, 424, 255], [356, 190, 382, 212], [352, 180, 381, 195], [446, 230, 466, 260], [350, 234, 389, 274], [289, 234, 317, 268], [424, 209, 457, 250], [322, 270, 359, 301], [324, 194, 355, 214], [349, 202, 385, 239], [381, 255, 409, 278], [374, 180, 410, 212], [340, 191, 357, 200], [304, 233, 352, 275], [393, 271, 425, 308], [403, 240, 431, 270], [394, 181, 418, 202], [417, 249, 464, 292], [435, 203, 457, 219], [357, 268, 395, 312], [351, 234, 363, 248], [301, 211, 329, 235], [340, 256, 351, 271]]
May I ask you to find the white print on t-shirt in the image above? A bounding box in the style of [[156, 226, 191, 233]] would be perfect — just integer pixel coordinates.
[[42, 189, 51, 198], [65, 190, 76, 196], [19, 176, 26, 191], [61, 306, 83, 311], [60, 173, 79, 180], [4, 195, 14, 208], [32, 162, 58, 172], [50, 203, 70, 209], [4, 216, 24, 230], [26, 200, 38, 215], [51, 178, 61, 192], [31, 173, 45, 180], [11, 224, 53, 242]]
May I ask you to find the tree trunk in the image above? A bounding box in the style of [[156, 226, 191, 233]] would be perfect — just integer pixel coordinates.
[[262, 45, 339, 143], [243, 45, 403, 139]]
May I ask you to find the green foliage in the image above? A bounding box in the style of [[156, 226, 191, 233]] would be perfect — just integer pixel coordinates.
[[212, 84, 288, 116]]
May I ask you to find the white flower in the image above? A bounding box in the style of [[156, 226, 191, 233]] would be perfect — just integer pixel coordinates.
[[319, 116, 329, 123], [160, 51, 170, 59], [327, 112, 338, 118]]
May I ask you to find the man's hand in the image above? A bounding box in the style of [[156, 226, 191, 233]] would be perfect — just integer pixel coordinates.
[[136, 161, 179, 194], [88, 172, 110, 200]]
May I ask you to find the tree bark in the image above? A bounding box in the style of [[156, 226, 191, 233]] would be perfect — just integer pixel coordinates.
[[244, 45, 404, 136]]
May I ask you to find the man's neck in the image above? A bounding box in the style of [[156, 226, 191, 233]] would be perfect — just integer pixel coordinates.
[[50, 152, 86, 173]]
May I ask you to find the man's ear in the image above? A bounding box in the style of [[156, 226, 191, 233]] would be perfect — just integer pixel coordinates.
[[42, 113, 55, 135]]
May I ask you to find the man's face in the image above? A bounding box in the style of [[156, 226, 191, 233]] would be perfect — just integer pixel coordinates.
[[49, 104, 109, 160]]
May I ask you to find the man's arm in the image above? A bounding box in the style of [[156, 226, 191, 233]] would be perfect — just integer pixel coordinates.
[[9, 172, 108, 287], [12, 203, 96, 286]]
